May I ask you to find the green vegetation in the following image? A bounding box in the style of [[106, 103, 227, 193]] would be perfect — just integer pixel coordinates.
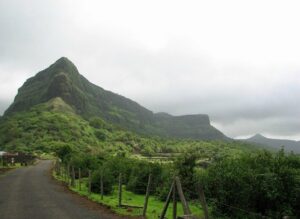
[[0, 97, 254, 159], [53, 146, 300, 219], [0, 98, 101, 153], [54, 173, 204, 219], [201, 149, 300, 218], [53, 152, 206, 218]]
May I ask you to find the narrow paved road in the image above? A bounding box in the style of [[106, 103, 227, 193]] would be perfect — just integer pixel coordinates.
[[0, 160, 113, 219]]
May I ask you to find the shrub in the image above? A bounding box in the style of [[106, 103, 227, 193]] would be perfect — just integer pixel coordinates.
[[91, 168, 114, 194], [126, 160, 163, 194], [203, 150, 300, 218]]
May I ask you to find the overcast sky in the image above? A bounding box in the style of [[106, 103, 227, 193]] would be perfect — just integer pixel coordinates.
[[0, 0, 299, 140]]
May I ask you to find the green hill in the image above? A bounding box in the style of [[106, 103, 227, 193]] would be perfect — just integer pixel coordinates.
[[243, 134, 300, 154], [0, 97, 252, 158], [0, 97, 99, 153], [4, 57, 226, 140]]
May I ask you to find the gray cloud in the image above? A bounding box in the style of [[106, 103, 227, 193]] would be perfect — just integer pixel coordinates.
[[0, 0, 300, 140]]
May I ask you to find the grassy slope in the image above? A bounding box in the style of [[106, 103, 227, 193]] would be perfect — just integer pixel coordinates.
[[0, 98, 101, 153]]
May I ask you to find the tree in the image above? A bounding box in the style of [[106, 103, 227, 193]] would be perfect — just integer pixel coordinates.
[[202, 150, 300, 218], [174, 152, 198, 198]]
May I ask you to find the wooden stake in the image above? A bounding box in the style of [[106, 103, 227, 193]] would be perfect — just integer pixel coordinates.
[[175, 177, 191, 216], [59, 163, 63, 176], [173, 184, 177, 219], [88, 170, 92, 195], [143, 174, 152, 216], [67, 163, 71, 186], [118, 173, 122, 207], [78, 168, 81, 191], [197, 184, 209, 219], [160, 180, 175, 219], [71, 166, 75, 187], [63, 164, 66, 181], [56, 161, 60, 174], [100, 170, 104, 200]]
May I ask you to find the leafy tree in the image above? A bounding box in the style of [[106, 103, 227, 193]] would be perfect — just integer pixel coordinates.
[[202, 150, 300, 218], [94, 130, 106, 141], [126, 160, 163, 194], [174, 152, 198, 198], [54, 143, 73, 162], [91, 167, 114, 194]]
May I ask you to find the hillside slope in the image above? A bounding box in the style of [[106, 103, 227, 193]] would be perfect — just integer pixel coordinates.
[[243, 134, 300, 153], [4, 57, 226, 140], [0, 97, 252, 157]]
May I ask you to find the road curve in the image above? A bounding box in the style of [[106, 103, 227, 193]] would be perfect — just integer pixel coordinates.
[[0, 160, 113, 219]]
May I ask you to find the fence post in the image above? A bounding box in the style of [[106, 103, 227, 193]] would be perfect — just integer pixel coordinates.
[[63, 164, 66, 181], [143, 174, 152, 216], [71, 166, 75, 187], [197, 184, 209, 219], [100, 170, 104, 200], [118, 173, 122, 207], [56, 160, 60, 175], [175, 176, 192, 216], [59, 162, 63, 176], [67, 163, 71, 186], [173, 183, 177, 219], [160, 180, 175, 219], [88, 170, 92, 195], [78, 168, 81, 191]]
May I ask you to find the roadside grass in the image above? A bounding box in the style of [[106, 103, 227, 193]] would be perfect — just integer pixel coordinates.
[[53, 172, 204, 219], [0, 163, 22, 168]]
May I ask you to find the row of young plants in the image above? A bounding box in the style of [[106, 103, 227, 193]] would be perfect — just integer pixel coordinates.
[[58, 150, 182, 201], [54, 148, 207, 218], [55, 144, 300, 218]]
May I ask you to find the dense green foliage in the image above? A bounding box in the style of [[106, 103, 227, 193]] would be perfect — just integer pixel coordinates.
[[201, 150, 300, 218], [0, 98, 100, 154], [0, 97, 253, 159], [4, 57, 225, 140], [58, 147, 300, 218]]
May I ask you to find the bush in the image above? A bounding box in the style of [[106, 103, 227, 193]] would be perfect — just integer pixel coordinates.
[[69, 153, 103, 177], [126, 160, 163, 194], [91, 168, 114, 194], [94, 130, 106, 141], [203, 150, 300, 218], [173, 152, 198, 199]]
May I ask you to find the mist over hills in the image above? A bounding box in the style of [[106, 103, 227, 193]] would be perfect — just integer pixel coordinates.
[[4, 57, 226, 140], [242, 134, 300, 153]]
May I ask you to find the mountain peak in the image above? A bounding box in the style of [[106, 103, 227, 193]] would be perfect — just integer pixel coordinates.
[[4, 57, 82, 116], [245, 134, 300, 153], [54, 57, 74, 66], [4, 58, 227, 140], [252, 133, 265, 139], [50, 57, 78, 75]]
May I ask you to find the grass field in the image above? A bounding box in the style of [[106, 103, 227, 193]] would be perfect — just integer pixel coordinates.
[[54, 173, 205, 219]]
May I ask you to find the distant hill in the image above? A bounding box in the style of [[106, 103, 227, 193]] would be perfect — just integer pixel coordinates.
[[242, 134, 300, 153], [4, 57, 226, 140]]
